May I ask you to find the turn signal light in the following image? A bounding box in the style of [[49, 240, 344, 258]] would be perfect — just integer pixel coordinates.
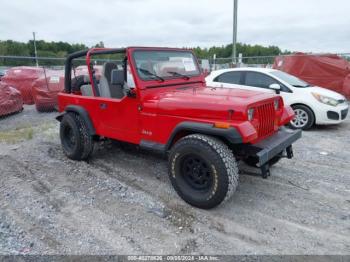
[[214, 122, 230, 129], [247, 108, 255, 121]]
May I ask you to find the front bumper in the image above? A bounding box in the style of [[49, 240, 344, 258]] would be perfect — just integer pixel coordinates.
[[315, 102, 349, 125], [242, 128, 302, 166]]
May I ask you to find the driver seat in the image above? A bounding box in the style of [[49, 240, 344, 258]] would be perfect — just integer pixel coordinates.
[[99, 62, 116, 97], [99, 62, 125, 98]]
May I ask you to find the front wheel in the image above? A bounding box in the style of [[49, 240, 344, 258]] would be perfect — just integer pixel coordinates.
[[289, 105, 315, 130], [168, 134, 239, 209]]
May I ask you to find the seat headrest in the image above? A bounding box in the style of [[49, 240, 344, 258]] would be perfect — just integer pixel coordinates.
[[111, 69, 125, 85], [103, 62, 118, 77]]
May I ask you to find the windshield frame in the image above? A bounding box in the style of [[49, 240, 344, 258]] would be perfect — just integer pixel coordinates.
[[270, 70, 311, 88], [131, 49, 201, 82]]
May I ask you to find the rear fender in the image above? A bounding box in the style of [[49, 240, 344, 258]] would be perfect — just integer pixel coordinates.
[[56, 105, 96, 135]]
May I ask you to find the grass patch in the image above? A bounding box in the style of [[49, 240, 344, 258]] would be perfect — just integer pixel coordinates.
[[0, 126, 34, 143], [0, 122, 56, 144]]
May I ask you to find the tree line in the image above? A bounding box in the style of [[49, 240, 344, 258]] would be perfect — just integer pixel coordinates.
[[193, 43, 289, 59], [0, 40, 290, 66], [0, 40, 90, 66]]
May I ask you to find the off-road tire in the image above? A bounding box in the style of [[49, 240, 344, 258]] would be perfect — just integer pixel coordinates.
[[60, 113, 94, 160], [289, 104, 315, 130], [168, 134, 239, 209]]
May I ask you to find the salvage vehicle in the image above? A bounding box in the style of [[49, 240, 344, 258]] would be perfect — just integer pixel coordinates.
[[56, 47, 301, 209], [206, 68, 349, 130], [273, 52, 350, 100], [0, 69, 5, 80], [0, 82, 23, 117]]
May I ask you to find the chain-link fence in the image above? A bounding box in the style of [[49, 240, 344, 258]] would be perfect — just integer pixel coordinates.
[[1, 52, 350, 72], [198, 53, 350, 72], [199, 56, 273, 71], [1, 53, 350, 117]]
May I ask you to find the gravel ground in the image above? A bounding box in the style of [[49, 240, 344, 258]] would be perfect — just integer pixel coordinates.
[[0, 105, 349, 255]]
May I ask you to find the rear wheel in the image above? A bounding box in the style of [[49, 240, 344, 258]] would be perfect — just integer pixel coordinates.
[[60, 113, 94, 160], [289, 104, 315, 130], [168, 134, 239, 209]]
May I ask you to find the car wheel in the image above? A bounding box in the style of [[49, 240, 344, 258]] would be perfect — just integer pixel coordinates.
[[289, 105, 315, 130], [60, 113, 94, 160], [168, 134, 239, 209]]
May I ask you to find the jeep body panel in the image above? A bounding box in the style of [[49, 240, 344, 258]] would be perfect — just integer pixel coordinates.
[[58, 93, 140, 144], [58, 47, 296, 150]]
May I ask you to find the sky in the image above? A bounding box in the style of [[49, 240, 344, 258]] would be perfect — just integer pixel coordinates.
[[1, 0, 349, 53]]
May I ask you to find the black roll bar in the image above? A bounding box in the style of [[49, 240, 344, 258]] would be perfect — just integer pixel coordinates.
[[64, 48, 126, 94]]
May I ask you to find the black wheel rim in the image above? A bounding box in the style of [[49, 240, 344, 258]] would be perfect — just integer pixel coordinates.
[[180, 154, 213, 191], [63, 125, 76, 149]]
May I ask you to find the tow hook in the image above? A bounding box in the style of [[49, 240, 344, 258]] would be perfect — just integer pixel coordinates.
[[260, 163, 271, 179]]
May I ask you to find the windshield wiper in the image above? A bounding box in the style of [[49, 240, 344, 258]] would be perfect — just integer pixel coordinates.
[[137, 68, 164, 82], [166, 71, 190, 80]]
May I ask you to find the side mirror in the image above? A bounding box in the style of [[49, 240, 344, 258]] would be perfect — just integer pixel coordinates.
[[269, 83, 281, 94], [111, 69, 125, 85]]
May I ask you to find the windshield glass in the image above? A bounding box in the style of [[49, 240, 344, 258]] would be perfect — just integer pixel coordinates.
[[133, 50, 200, 81], [270, 70, 311, 88]]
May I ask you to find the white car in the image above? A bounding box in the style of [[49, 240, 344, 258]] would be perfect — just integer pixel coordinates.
[[206, 68, 349, 130]]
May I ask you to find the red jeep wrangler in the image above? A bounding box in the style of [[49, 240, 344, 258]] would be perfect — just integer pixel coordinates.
[[57, 47, 301, 209]]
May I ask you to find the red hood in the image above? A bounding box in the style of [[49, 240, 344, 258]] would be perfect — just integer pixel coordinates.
[[153, 85, 278, 121]]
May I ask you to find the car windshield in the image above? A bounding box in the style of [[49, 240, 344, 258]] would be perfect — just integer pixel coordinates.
[[270, 70, 311, 88], [133, 50, 200, 81]]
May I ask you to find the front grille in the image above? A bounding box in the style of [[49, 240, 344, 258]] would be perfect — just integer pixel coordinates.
[[341, 108, 349, 120], [256, 102, 275, 137]]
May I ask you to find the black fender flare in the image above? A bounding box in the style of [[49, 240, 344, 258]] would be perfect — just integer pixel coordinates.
[[56, 105, 96, 135], [165, 121, 243, 150]]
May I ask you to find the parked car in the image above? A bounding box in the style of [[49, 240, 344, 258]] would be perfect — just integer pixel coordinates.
[[0, 82, 23, 117], [56, 47, 300, 209], [0, 66, 45, 105], [206, 68, 349, 130]]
